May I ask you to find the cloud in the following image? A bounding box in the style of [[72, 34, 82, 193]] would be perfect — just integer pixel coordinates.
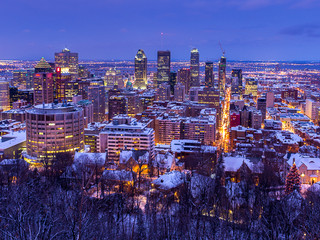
[[280, 24, 320, 38]]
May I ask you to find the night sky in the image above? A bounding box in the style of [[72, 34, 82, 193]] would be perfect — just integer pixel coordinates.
[[1, 0, 320, 61]]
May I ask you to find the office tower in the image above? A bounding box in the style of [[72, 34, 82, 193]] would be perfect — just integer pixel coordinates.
[[108, 95, 128, 121], [218, 56, 226, 97], [155, 115, 181, 145], [257, 98, 267, 121], [205, 61, 214, 88], [12, 69, 34, 90], [174, 83, 185, 102], [99, 115, 155, 162], [0, 81, 10, 111], [190, 48, 200, 87], [104, 68, 124, 90], [177, 68, 191, 93], [156, 83, 171, 101], [266, 92, 275, 108], [54, 68, 72, 102], [54, 48, 79, 79], [25, 102, 84, 163], [245, 78, 258, 97], [231, 69, 243, 97], [134, 49, 147, 89], [88, 85, 106, 122], [33, 58, 54, 105], [169, 72, 177, 95], [157, 50, 170, 87]]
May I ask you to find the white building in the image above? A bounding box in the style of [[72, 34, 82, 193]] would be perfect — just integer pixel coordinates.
[[99, 115, 155, 163]]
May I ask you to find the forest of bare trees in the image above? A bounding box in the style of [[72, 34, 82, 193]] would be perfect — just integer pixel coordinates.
[[0, 156, 319, 240]]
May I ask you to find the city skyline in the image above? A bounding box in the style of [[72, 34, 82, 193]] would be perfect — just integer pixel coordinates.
[[1, 0, 320, 61]]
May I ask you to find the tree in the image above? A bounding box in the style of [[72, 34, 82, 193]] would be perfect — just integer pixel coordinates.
[[285, 162, 300, 195]]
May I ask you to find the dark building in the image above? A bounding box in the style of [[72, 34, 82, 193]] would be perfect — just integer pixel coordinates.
[[169, 72, 177, 95], [134, 49, 147, 89], [157, 51, 170, 87], [257, 98, 267, 120], [10, 87, 34, 107], [205, 61, 214, 88], [231, 69, 243, 97], [190, 48, 200, 87], [178, 68, 191, 93], [108, 96, 128, 120], [218, 56, 226, 98]]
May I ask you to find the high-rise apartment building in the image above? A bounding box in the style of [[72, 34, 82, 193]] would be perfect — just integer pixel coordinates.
[[257, 98, 267, 121], [169, 72, 177, 95], [218, 56, 226, 98], [25, 103, 84, 163], [190, 48, 200, 87], [205, 61, 214, 88], [0, 81, 10, 111], [54, 48, 79, 79], [99, 115, 155, 162], [156, 83, 171, 101], [155, 115, 181, 145], [88, 85, 106, 122], [157, 51, 170, 87], [134, 49, 147, 89]]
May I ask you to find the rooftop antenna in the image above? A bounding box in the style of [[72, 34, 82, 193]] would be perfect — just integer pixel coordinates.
[[161, 32, 164, 50], [219, 41, 225, 57]]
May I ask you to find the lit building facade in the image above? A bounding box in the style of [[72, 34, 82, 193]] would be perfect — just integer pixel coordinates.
[[54, 48, 79, 79], [25, 103, 84, 163], [134, 49, 147, 89], [155, 115, 181, 145], [104, 68, 124, 90], [108, 95, 128, 121], [174, 83, 186, 102], [190, 48, 200, 87], [0, 81, 10, 111], [245, 78, 258, 97], [231, 69, 243, 97], [157, 51, 171, 87], [13, 69, 34, 90], [178, 68, 191, 93]]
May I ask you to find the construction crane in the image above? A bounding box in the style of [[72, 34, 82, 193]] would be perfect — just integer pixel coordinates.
[[219, 41, 225, 56]]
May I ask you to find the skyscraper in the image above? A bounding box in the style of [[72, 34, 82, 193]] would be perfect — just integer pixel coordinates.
[[169, 72, 177, 95], [33, 58, 54, 105], [0, 81, 10, 111], [108, 96, 128, 121], [54, 68, 72, 102], [88, 85, 106, 122], [218, 56, 226, 97], [104, 68, 124, 90], [231, 69, 243, 97], [205, 61, 214, 88], [190, 48, 200, 87], [134, 49, 147, 89], [13, 69, 34, 90], [157, 51, 170, 87], [55, 48, 79, 79]]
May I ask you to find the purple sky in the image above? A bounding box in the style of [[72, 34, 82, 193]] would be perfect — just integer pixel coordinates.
[[1, 0, 320, 61]]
